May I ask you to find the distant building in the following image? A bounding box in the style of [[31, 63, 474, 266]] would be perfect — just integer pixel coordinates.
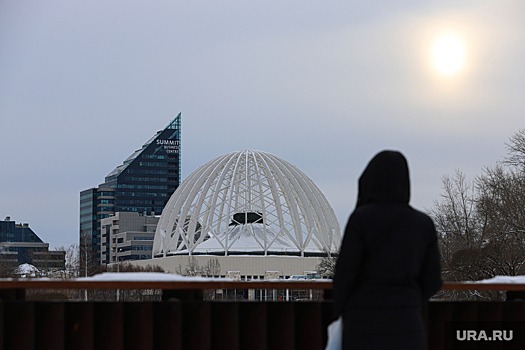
[[80, 114, 181, 267], [152, 150, 340, 260], [132, 150, 341, 286], [100, 212, 159, 263], [0, 216, 65, 271]]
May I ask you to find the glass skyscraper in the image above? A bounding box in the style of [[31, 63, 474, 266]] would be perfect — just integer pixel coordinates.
[[80, 114, 181, 268]]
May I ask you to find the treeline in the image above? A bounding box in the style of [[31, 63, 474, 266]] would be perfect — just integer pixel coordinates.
[[430, 130, 525, 300]]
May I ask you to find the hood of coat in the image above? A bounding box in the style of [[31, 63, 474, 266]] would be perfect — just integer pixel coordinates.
[[357, 150, 410, 207]]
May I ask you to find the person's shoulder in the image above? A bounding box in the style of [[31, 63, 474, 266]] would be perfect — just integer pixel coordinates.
[[407, 206, 435, 228], [350, 203, 378, 219], [408, 206, 430, 218], [344, 204, 375, 227]]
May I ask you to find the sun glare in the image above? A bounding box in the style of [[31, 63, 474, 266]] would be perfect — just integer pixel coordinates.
[[431, 33, 466, 76]]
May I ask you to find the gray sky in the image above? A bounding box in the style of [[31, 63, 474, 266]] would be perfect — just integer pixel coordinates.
[[1, 0, 524, 248]]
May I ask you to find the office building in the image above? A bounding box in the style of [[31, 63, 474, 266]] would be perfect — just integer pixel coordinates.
[[0, 216, 65, 272], [100, 212, 159, 263], [80, 114, 181, 268]]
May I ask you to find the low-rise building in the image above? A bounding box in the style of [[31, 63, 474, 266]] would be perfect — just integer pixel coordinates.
[[0, 216, 65, 272]]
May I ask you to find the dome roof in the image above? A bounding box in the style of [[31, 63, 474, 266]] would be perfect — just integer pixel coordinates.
[[153, 150, 341, 257]]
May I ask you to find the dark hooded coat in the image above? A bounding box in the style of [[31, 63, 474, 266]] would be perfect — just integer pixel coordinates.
[[333, 151, 442, 350]]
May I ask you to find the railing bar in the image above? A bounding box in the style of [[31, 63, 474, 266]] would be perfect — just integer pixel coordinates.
[[0, 280, 333, 290], [0, 280, 524, 291]]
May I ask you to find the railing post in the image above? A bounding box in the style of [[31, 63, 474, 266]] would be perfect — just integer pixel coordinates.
[[182, 302, 211, 350], [211, 302, 239, 350], [153, 301, 182, 350], [162, 289, 204, 301], [427, 302, 451, 350], [0, 288, 25, 301], [124, 303, 154, 350], [267, 302, 295, 350], [35, 303, 65, 350], [239, 303, 267, 350], [323, 287, 333, 300], [295, 302, 323, 349], [4, 301, 35, 349], [506, 290, 525, 301], [94, 303, 124, 350], [65, 303, 94, 350]]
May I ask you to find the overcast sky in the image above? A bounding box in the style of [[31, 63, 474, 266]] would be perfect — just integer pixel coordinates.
[[1, 0, 524, 248]]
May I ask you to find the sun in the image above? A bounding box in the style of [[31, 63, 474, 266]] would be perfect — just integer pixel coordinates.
[[431, 33, 466, 76]]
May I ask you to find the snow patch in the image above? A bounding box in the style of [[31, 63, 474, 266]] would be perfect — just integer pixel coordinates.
[[474, 276, 525, 284], [14, 263, 40, 277], [77, 272, 232, 282]]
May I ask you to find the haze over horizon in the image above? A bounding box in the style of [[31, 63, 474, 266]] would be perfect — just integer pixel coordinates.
[[1, 0, 524, 248]]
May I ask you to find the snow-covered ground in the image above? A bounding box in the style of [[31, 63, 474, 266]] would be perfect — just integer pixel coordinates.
[[79, 273, 525, 283], [77, 272, 232, 282], [473, 276, 525, 284]]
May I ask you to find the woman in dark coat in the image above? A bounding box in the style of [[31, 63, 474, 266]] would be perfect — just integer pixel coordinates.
[[333, 150, 442, 350]]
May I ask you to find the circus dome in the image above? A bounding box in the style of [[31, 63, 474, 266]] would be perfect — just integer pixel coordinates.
[[153, 150, 341, 257]]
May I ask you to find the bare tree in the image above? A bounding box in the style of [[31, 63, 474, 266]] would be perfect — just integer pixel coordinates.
[[79, 235, 98, 277], [430, 130, 525, 300], [40, 244, 78, 279], [64, 244, 80, 278], [503, 129, 525, 169], [176, 257, 221, 277], [182, 257, 203, 276], [106, 261, 165, 273], [430, 172, 484, 265], [205, 258, 221, 276], [174, 257, 222, 300], [476, 165, 525, 277]]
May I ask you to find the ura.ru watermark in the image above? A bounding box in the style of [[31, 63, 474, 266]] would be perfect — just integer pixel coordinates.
[[456, 329, 513, 341], [446, 321, 525, 349]]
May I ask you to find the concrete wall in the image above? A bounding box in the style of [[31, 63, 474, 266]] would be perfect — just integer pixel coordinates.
[[130, 255, 323, 278]]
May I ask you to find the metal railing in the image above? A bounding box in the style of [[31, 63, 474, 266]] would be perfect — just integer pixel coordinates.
[[2, 279, 524, 295], [0, 280, 524, 350]]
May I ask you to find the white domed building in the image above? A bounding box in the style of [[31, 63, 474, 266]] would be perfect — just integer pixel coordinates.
[[135, 150, 341, 280]]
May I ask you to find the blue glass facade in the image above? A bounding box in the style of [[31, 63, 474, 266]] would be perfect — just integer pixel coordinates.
[[0, 217, 65, 269], [0, 218, 43, 244], [79, 114, 181, 267]]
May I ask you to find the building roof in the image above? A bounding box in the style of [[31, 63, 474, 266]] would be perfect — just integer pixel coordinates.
[[105, 113, 181, 179], [153, 150, 341, 257]]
